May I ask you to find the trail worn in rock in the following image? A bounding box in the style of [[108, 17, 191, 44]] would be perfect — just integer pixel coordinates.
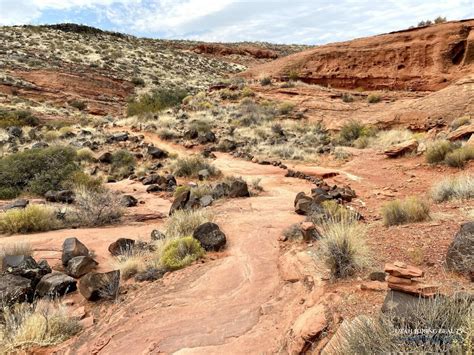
[[57, 132, 315, 354]]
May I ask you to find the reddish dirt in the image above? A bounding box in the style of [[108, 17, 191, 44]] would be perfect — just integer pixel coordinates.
[[0, 69, 134, 116], [243, 20, 474, 91]]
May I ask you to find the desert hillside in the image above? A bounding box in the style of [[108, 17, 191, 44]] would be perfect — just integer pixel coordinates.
[[0, 21, 473, 354]]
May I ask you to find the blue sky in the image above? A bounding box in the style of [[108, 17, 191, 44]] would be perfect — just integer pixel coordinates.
[[0, 0, 473, 44]]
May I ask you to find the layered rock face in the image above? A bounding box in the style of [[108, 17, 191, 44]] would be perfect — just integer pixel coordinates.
[[244, 20, 474, 91]]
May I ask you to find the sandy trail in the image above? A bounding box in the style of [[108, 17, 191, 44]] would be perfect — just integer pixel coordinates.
[[30, 131, 313, 354]]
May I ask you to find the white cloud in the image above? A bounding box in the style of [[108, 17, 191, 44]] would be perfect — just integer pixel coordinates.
[[0, 0, 473, 43]]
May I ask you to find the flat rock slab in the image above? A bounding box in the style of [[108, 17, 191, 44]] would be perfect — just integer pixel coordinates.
[[384, 139, 418, 158]]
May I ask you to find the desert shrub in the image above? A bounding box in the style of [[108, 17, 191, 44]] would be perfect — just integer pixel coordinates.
[[157, 128, 177, 140], [431, 174, 474, 202], [219, 88, 240, 100], [127, 88, 188, 116], [0, 205, 61, 234], [188, 118, 212, 134], [113, 250, 148, 280], [68, 100, 87, 111], [190, 184, 213, 199], [241, 87, 255, 97], [325, 294, 473, 354], [283, 223, 303, 241], [450, 116, 471, 130], [0, 109, 39, 128], [318, 215, 370, 279], [288, 70, 299, 81], [425, 140, 456, 164], [0, 146, 78, 198], [165, 209, 214, 239], [0, 301, 81, 352], [367, 94, 381, 103], [160, 236, 204, 270], [68, 187, 123, 227], [260, 77, 272, 86], [111, 149, 135, 169], [333, 147, 353, 160], [338, 120, 375, 146], [277, 102, 295, 115], [172, 155, 220, 178], [444, 146, 474, 168], [131, 77, 145, 86], [382, 197, 430, 226], [341, 93, 354, 103], [235, 99, 276, 126], [64, 171, 103, 192], [76, 147, 95, 162], [43, 130, 60, 142]]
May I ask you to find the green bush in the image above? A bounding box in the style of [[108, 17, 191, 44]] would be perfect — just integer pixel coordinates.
[[68, 100, 87, 111], [341, 93, 354, 103], [382, 197, 430, 226], [127, 88, 188, 116], [0, 109, 39, 128], [64, 171, 103, 192], [425, 140, 456, 164], [338, 120, 375, 146], [172, 155, 219, 178], [160, 236, 204, 270], [260, 77, 272, 86], [0, 205, 61, 234], [367, 94, 381, 103], [0, 146, 78, 198]]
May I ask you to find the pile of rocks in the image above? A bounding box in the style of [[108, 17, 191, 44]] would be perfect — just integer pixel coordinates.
[[385, 261, 439, 297], [169, 179, 250, 215], [0, 237, 120, 306], [294, 184, 356, 216]]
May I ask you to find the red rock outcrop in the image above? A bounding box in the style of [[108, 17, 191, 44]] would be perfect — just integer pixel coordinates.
[[244, 20, 474, 91], [194, 43, 278, 60]]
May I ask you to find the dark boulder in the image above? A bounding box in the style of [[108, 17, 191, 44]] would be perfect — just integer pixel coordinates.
[[45, 190, 75, 204], [134, 268, 166, 282], [108, 238, 135, 256], [121, 194, 138, 207], [147, 146, 168, 159], [446, 222, 474, 276], [193, 222, 226, 251], [62, 237, 89, 266], [98, 152, 113, 164], [66, 256, 98, 278], [109, 132, 129, 142], [229, 180, 250, 198], [142, 174, 164, 186], [7, 126, 22, 138], [79, 270, 120, 301], [3, 199, 29, 211], [199, 195, 213, 207], [0, 274, 33, 305], [146, 184, 161, 193], [381, 290, 433, 319], [35, 272, 77, 298], [169, 189, 190, 215], [2, 255, 51, 288]]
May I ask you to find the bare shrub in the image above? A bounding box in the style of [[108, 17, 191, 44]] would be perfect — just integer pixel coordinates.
[[68, 187, 124, 227], [431, 174, 474, 202]]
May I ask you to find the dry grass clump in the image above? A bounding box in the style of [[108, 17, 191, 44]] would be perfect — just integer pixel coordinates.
[[450, 116, 471, 130], [425, 140, 456, 164], [0, 301, 81, 352], [0, 241, 32, 270], [367, 94, 381, 103], [0, 205, 61, 234], [444, 145, 474, 168], [370, 129, 415, 150], [325, 294, 473, 354], [68, 187, 123, 227], [160, 236, 204, 270], [382, 197, 430, 226], [317, 215, 370, 279], [431, 174, 474, 202], [113, 250, 148, 280], [171, 155, 220, 178], [164, 209, 214, 239]]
